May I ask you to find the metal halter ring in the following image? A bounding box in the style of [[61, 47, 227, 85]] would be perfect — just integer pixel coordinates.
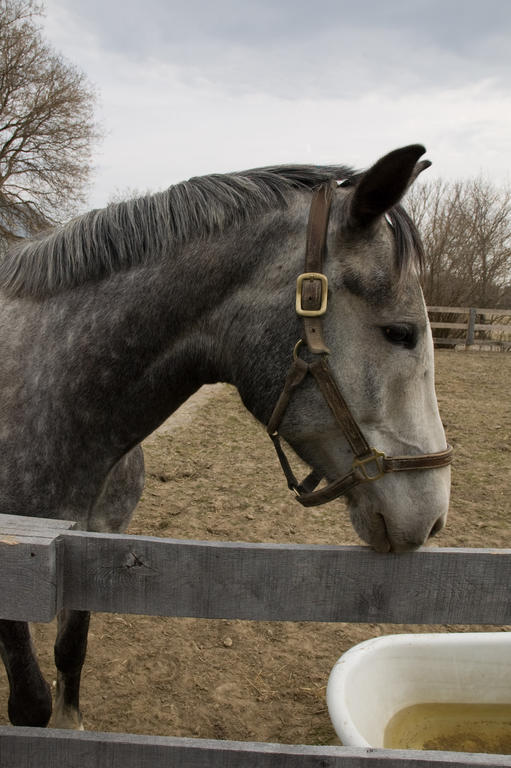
[[293, 339, 304, 361]]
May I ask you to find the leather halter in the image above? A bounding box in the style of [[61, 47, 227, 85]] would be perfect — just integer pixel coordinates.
[[267, 181, 453, 508]]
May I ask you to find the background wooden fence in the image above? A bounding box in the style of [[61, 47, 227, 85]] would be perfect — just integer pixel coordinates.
[[0, 512, 510, 767], [428, 306, 511, 349]]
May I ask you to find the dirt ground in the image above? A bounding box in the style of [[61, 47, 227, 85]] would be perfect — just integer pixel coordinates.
[[0, 349, 510, 744]]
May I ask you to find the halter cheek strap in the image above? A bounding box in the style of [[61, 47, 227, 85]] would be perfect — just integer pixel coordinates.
[[267, 182, 453, 508]]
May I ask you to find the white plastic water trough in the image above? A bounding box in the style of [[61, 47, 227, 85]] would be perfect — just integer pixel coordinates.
[[327, 632, 511, 751]]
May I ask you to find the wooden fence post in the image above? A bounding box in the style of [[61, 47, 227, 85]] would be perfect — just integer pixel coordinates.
[[466, 307, 477, 346], [0, 514, 75, 622]]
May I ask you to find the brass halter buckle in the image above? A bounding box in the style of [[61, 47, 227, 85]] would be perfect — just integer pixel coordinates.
[[295, 272, 328, 317], [352, 449, 386, 482]]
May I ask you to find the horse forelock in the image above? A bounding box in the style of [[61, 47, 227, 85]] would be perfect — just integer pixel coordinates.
[[0, 164, 422, 298]]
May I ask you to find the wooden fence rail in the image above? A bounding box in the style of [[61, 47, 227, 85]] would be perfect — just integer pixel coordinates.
[[0, 513, 510, 767], [428, 306, 511, 349]]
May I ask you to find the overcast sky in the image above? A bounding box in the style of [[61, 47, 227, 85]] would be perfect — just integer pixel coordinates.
[[43, 0, 511, 210]]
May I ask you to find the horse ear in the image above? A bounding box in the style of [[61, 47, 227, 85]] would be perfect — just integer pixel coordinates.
[[349, 144, 430, 228]]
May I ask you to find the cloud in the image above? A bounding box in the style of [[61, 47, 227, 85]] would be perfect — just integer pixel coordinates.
[[91, 58, 511, 202], [47, 0, 511, 99], [42, 0, 511, 209]]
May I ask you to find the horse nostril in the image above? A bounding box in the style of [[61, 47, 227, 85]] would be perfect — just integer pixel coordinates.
[[429, 517, 444, 538]]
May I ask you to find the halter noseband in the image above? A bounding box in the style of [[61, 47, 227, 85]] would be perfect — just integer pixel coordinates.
[[267, 181, 453, 508]]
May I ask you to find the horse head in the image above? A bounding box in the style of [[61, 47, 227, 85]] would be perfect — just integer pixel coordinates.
[[234, 145, 451, 553]]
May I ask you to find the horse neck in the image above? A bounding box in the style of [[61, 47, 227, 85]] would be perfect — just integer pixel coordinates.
[[41, 205, 302, 455]]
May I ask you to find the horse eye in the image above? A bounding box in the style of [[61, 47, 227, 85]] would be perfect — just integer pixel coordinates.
[[382, 324, 417, 348]]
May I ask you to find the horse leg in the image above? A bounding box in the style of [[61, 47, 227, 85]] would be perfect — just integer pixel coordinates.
[[0, 619, 52, 726], [53, 446, 145, 729], [87, 445, 145, 534], [53, 609, 90, 729]]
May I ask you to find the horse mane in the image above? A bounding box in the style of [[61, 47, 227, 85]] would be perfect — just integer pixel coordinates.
[[0, 165, 422, 298]]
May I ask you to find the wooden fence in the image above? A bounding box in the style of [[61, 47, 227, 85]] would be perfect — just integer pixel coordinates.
[[0, 512, 510, 767], [428, 306, 511, 349]]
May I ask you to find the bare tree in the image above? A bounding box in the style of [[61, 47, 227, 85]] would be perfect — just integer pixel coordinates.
[[406, 177, 511, 309], [0, 0, 100, 244], [461, 178, 511, 307]]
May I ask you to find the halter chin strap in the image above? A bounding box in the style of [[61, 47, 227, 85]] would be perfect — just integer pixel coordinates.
[[267, 181, 453, 508]]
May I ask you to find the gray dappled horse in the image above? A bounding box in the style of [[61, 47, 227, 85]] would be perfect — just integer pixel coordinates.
[[0, 145, 451, 729]]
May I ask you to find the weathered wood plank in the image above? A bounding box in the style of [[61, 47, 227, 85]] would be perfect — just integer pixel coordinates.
[[428, 306, 511, 317], [58, 532, 511, 625], [0, 514, 76, 621], [0, 535, 62, 622], [429, 319, 511, 333], [428, 307, 471, 314], [0, 513, 77, 536], [473, 323, 511, 332], [1, 728, 510, 768], [432, 338, 510, 348], [475, 307, 511, 317], [430, 322, 468, 330]]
